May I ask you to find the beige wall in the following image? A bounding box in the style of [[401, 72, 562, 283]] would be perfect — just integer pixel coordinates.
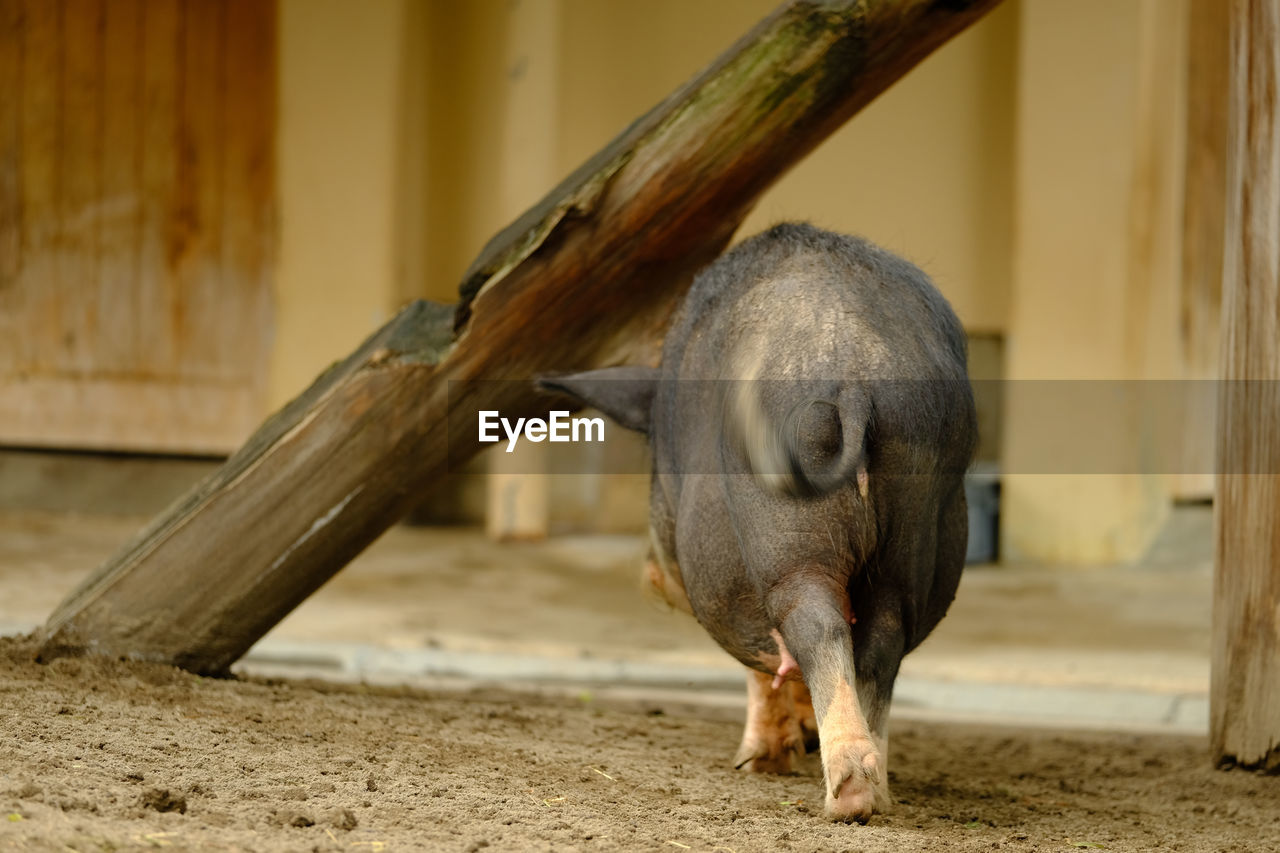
[[268, 0, 1024, 535], [269, 1, 1198, 560], [555, 0, 1013, 333], [741, 0, 1018, 333], [273, 0, 1020, 412], [558, 0, 1017, 332], [999, 0, 1188, 564], [271, 0, 409, 408]]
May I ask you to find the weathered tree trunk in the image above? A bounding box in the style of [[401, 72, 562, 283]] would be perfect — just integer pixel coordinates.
[[1211, 0, 1280, 772], [38, 0, 1002, 674]]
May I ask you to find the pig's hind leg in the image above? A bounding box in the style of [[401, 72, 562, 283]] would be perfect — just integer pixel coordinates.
[[834, 483, 968, 819], [769, 575, 893, 823], [733, 670, 819, 774]]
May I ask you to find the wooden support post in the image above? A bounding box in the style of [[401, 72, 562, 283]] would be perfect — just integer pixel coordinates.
[[37, 0, 1002, 674], [1211, 0, 1280, 772]]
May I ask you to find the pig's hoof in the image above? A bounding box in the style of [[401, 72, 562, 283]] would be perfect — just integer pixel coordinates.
[[733, 731, 805, 775], [822, 739, 888, 823]]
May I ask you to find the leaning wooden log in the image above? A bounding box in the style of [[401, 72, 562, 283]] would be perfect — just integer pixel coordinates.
[[38, 0, 1002, 674], [1211, 0, 1280, 772]]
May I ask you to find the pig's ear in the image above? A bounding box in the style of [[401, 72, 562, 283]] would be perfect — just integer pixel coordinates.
[[537, 366, 659, 434]]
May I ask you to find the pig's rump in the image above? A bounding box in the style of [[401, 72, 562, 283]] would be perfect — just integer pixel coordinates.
[[541, 222, 976, 822]]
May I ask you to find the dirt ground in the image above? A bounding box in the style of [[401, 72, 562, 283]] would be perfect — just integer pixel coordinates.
[[1, 636, 1275, 853]]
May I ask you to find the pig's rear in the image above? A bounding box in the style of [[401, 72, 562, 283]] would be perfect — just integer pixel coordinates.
[[660, 224, 975, 820], [674, 224, 973, 500], [540, 223, 976, 823]]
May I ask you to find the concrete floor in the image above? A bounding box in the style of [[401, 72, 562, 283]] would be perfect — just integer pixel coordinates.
[[0, 498, 1213, 734]]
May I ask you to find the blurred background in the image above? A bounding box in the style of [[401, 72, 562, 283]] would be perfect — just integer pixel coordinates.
[[0, 0, 1223, 727], [0, 0, 1222, 562]]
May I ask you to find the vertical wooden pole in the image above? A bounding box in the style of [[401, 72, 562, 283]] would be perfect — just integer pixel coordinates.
[[1212, 0, 1280, 771]]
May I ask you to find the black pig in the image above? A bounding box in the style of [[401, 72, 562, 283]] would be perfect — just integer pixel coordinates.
[[541, 223, 976, 822]]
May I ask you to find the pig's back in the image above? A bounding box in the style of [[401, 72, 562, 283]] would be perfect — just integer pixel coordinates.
[[655, 223, 974, 482], [664, 222, 968, 384]]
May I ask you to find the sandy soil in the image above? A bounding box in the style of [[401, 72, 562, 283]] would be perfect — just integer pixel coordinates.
[[1, 637, 1274, 853]]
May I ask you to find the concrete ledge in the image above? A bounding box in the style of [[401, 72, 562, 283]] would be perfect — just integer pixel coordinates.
[[1, 625, 1208, 735], [236, 637, 1208, 735]]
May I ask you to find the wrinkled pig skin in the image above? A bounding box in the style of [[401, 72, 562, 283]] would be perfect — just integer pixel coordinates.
[[540, 223, 976, 823]]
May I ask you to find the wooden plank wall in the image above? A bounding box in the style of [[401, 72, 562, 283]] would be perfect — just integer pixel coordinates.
[[0, 0, 276, 454]]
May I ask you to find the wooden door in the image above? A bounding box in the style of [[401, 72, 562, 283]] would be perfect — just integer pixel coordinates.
[[0, 0, 275, 454]]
